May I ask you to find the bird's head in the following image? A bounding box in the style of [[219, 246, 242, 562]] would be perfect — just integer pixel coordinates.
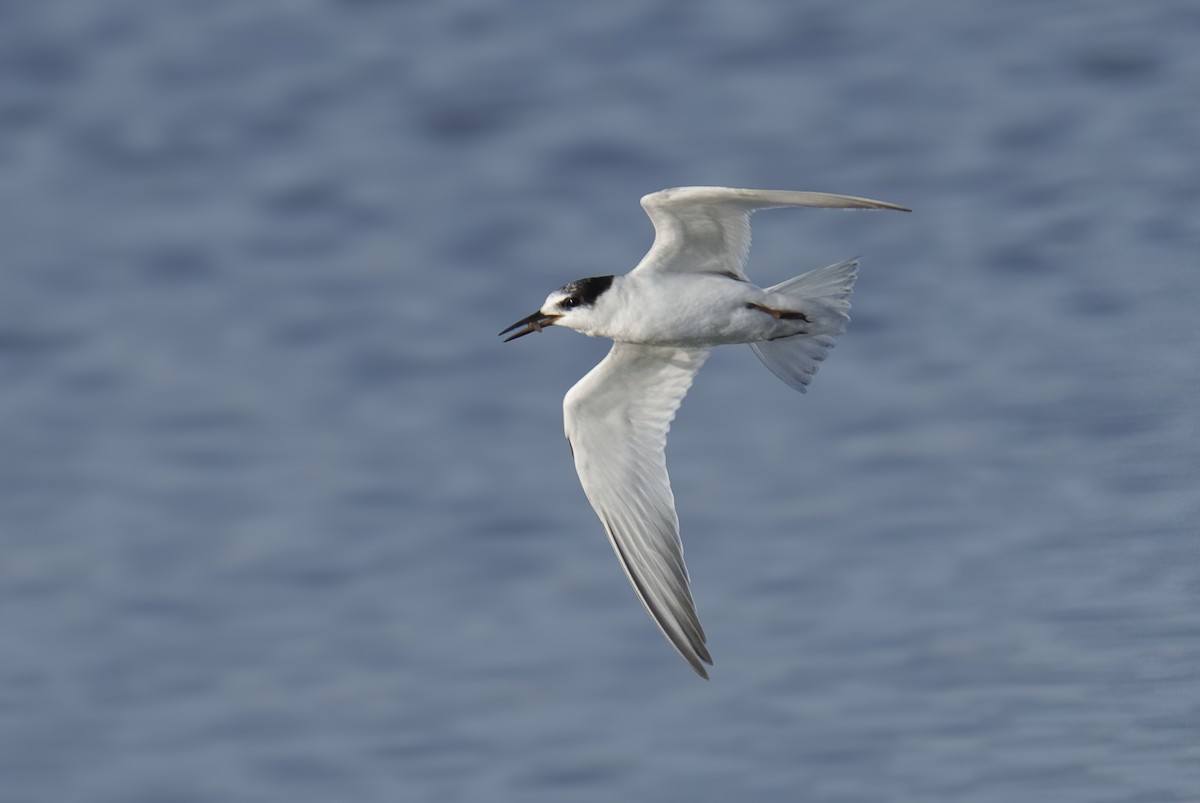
[[500, 275, 615, 342]]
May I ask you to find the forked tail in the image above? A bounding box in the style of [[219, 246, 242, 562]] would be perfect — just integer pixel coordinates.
[[749, 258, 858, 393]]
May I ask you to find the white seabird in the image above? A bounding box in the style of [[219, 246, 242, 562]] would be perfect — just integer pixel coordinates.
[[502, 186, 910, 678]]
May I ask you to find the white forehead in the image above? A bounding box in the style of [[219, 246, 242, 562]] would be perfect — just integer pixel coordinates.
[[542, 289, 568, 312]]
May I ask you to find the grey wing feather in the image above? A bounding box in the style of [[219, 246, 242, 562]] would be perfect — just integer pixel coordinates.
[[634, 186, 909, 279], [563, 342, 713, 677]]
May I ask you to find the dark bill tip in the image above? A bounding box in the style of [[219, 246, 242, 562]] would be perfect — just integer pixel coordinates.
[[500, 311, 561, 342]]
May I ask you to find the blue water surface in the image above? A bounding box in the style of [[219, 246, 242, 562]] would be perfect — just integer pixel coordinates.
[[0, 1, 1197, 801]]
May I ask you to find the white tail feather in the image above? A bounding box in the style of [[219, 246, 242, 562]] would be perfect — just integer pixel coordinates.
[[749, 258, 858, 393]]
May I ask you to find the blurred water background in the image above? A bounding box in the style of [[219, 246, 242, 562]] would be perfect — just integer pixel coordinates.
[[0, 1, 1197, 801]]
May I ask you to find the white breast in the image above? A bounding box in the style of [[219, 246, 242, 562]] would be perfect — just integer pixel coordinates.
[[592, 274, 782, 347]]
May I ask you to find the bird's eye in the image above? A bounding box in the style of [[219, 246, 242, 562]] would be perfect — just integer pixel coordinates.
[[560, 297, 580, 309]]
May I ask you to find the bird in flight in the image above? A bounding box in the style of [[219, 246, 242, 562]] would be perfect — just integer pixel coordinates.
[[501, 186, 910, 678]]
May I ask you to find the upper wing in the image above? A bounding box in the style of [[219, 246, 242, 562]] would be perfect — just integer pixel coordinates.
[[633, 186, 910, 279], [563, 342, 712, 678]]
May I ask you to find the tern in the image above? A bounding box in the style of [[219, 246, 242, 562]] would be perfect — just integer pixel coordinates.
[[501, 186, 909, 678]]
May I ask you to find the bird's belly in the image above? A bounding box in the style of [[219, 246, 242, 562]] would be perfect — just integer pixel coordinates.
[[607, 279, 797, 346]]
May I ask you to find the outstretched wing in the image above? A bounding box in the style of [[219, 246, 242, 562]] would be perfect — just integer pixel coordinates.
[[563, 342, 712, 678], [633, 186, 909, 279]]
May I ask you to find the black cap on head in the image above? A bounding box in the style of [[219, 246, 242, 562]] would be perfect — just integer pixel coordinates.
[[559, 275, 614, 307]]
